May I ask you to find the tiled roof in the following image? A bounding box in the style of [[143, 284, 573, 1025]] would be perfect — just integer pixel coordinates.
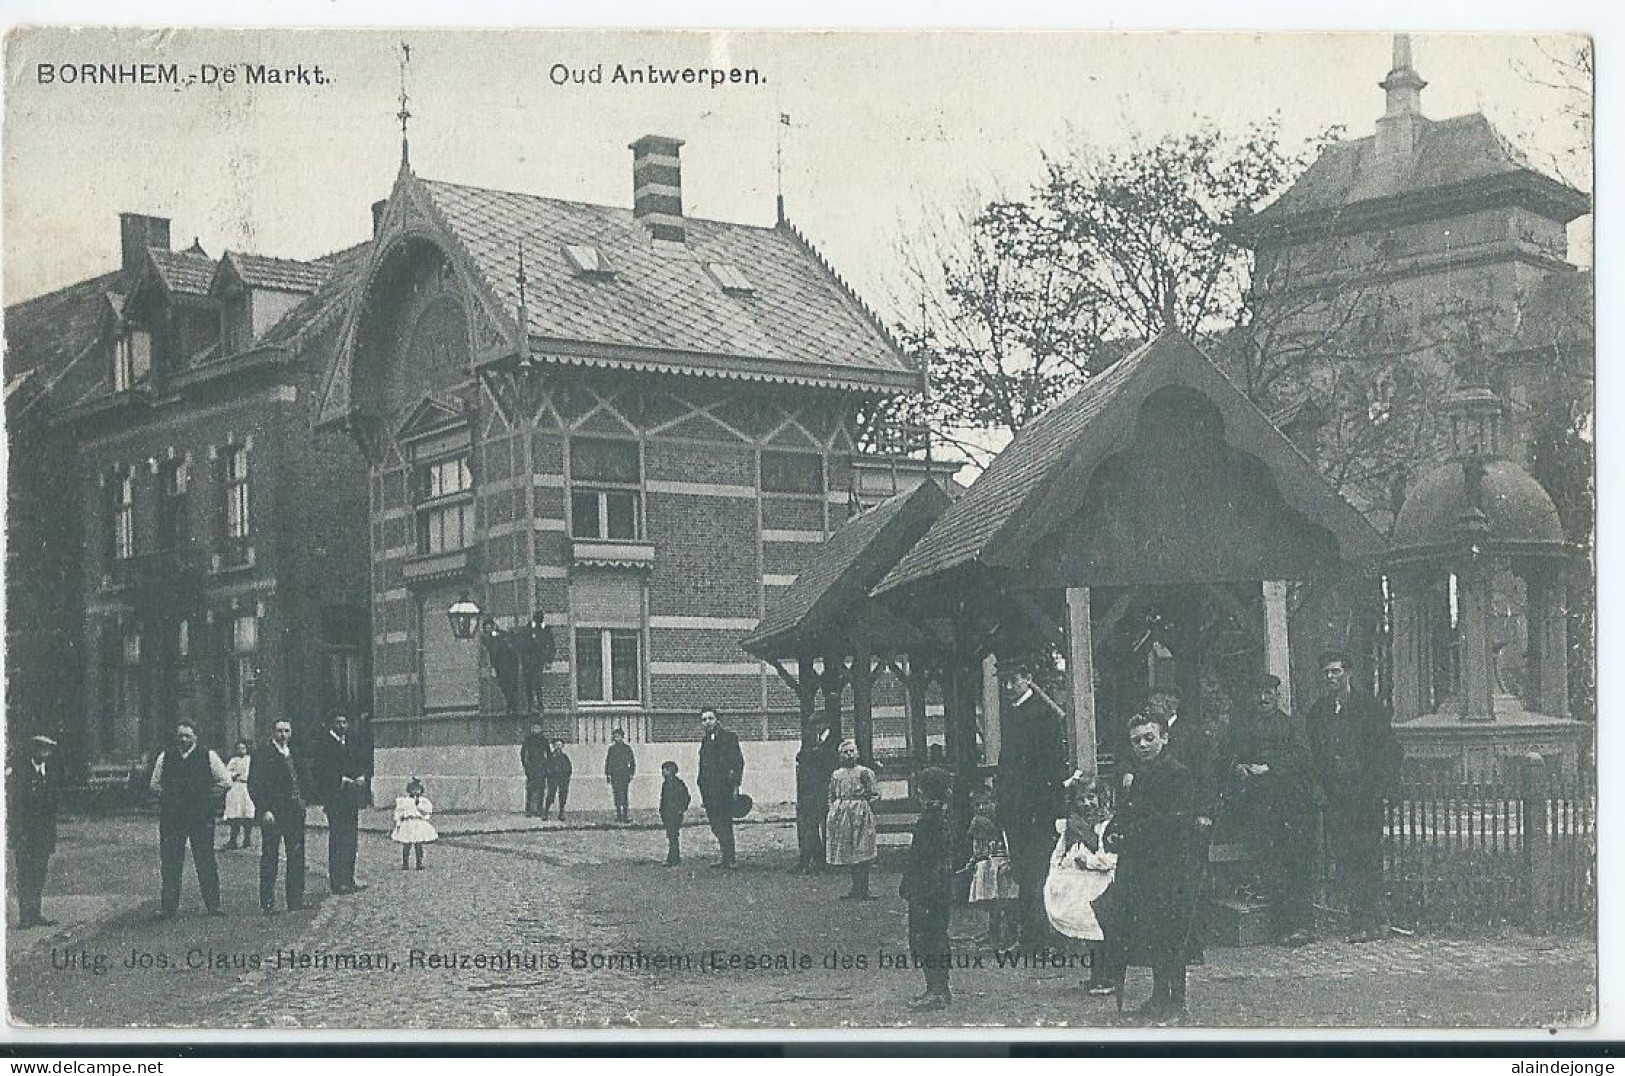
[[256, 242, 371, 350], [415, 177, 915, 389], [222, 251, 330, 294], [148, 247, 217, 296], [742, 480, 951, 658], [2, 269, 124, 416], [1243, 114, 1588, 231], [875, 331, 1387, 596]]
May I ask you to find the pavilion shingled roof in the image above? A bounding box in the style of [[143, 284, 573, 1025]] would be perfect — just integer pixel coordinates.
[[742, 479, 952, 659]]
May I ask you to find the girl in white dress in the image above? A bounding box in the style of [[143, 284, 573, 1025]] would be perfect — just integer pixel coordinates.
[[391, 777, 439, 870], [221, 740, 255, 850], [1044, 773, 1120, 993]]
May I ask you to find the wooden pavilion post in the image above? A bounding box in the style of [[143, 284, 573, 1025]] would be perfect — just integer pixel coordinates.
[[852, 645, 875, 764], [981, 653, 1002, 765], [1065, 586, 1098, 777], [1262, 580, 1294, 714], [821, 652, 845, 741], [904, 655, 930, 798]]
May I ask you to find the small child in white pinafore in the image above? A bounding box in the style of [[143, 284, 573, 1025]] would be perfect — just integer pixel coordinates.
[[966, 789, 1019, 950], [1044, 772, 1121, 996], [391, 777, 438, 870]]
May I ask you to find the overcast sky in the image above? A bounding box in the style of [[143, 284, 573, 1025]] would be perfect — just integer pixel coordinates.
[[3, 28, 1591, 313]]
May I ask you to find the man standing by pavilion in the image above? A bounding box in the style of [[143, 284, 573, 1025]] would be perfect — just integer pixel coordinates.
[[996, 665, 1068, 952], [149, 721, 231, 919], [697, 709, 745, 869], [1230, 674, 1321, 946], [1307, 650, 1400, 943]]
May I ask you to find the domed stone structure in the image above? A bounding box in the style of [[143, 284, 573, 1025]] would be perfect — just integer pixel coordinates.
[[1386, 381, 1585, 782]]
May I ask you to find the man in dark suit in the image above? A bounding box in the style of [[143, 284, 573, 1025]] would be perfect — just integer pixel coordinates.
[[697, 709, 745, 868], [1307, 650, 1401, 943], [794, 724, 838, 873], [481, 617, 523, 715], [545, 739, 573, 821], [248, 719, 309, 915], [521, 722, 549, 817], [1230, 674, 1321, 946], [518, 612, 557, 715], [996, 665, 1068, 951], [604, 728, 636, 824], [149, 721, 231, 919], [1108, 711, 1205, 1024], [310, 711, 369, 895], [9, 735, 62, 928]]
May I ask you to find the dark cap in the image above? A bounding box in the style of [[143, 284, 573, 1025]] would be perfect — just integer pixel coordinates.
[[1257, 673, 1282, 691], [915, 766, 953, 800]]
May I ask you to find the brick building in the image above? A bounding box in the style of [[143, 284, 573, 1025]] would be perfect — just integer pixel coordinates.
[[315, 137, 926, 810], [5, 213, 373, 772]]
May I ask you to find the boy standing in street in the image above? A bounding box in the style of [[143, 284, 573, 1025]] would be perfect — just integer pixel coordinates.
[[901, 766, 955, 1012], [659, 761, 691, 866], [545, 740, 573, 821]]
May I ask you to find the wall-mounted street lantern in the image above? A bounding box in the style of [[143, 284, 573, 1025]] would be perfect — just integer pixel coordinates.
[[447, 593, 482, 641]]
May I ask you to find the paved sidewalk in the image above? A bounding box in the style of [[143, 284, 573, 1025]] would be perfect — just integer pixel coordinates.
[[344, 803, 798, 836]]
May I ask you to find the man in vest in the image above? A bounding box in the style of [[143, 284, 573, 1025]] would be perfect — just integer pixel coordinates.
[[248, 719, 310, 915], [149, 721, 231, 919]]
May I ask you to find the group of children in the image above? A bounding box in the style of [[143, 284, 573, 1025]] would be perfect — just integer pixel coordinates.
[[215, 740, 442, 871]]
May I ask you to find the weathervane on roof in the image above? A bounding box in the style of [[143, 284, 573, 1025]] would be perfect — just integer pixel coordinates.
[[396, 42, 413, 169], [515, 240, 533, 369], [775, 112, 792, 224]]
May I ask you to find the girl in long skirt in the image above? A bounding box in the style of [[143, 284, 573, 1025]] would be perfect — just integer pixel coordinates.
[[221, 741, 255, 850], [391, 777, 439, 870], [967, 790, 1019, 948], [825, 740, 881, 899]]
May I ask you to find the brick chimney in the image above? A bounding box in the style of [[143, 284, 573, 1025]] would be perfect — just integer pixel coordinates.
[[1374, 34, 1427, 181], [629, 134, 685, 242], [119, 212, 171, 274]]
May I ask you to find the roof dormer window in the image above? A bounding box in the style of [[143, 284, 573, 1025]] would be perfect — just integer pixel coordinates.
[[564, 244, 615, 277], [114, 327, 152, 392], [706, 261, 754, 295]]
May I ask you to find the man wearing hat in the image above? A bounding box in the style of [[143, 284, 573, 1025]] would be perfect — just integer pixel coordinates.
[[1307, 650, 1401, 943], [517, 611, 557, 716], [9, 735, 62, 928], [1230, 673, 1321, 946], [697, 709, 745, 869], [996, 664, 1069, 951]]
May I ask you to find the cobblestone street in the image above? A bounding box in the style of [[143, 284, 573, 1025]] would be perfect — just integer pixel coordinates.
[[7, 814, 1597, 1031]]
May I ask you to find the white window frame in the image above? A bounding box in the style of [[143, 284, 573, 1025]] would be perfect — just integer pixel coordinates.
[[112, 469, 135, 561], [224, 445, 250, 541], [574, 626, 643, 706], [415, 453, 474, 555], [114, 329, 152, 393]]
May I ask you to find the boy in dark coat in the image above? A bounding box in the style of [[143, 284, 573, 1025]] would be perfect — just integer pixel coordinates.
[[658, 761, 691, 866], [605, 729, 637, 823], [901, 766, 956, 1012], [1111, 712, 1204, 1024], [544, 740, 572, 821]]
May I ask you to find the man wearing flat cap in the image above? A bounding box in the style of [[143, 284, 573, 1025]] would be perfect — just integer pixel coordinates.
[[8, 735, 62, 928], [1229, 673, 1321, 946]]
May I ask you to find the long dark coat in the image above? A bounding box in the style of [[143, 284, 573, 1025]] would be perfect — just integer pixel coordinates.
[[1306, 689, 1400, 808], [996, 693, 1068, 854], [309, 731, 365, 810], [697, 726, 745, 810], [1103, 753, 1205, 968], [1229, 707, 1322, 816], [8, 755, 61, 855]]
